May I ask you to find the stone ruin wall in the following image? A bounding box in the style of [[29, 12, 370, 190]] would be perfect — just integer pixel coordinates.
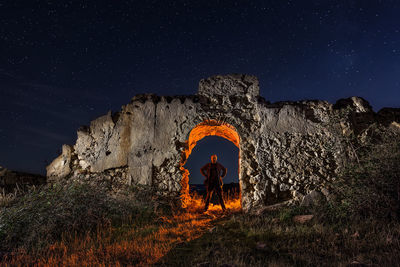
[[46, 74, 400, 212]]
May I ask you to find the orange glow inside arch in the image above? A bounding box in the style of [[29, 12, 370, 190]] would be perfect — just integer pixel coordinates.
[[179, 119, 242, 211]]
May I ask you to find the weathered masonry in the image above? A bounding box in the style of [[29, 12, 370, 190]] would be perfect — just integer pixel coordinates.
[[47, 74, 400, 211]]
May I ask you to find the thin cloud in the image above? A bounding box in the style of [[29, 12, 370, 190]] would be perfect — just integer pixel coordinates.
[[0, 69, 23, 80], [13, 101, 85, 124], [19, 125, 71, 142], [19, 81, 112, 102]]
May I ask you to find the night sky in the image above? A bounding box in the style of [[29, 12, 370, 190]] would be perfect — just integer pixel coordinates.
[[0, 1, 399, 182]]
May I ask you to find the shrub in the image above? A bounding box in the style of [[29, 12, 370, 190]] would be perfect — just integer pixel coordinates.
[[319, 127, 400, 223], [0, 180, 157, 251]]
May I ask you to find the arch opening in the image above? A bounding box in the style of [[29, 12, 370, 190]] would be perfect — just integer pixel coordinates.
[[179, 119, 242, 211]]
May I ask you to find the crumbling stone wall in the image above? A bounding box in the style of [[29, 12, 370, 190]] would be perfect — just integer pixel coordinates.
[[46, 74, 400, 211]]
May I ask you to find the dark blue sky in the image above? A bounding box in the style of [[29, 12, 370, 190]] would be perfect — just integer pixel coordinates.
[[0, 1, 399, 175], [186, 136, 239, 184]]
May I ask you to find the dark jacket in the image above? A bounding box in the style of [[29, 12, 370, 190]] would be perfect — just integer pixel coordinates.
[[200, 162, 227, 188]]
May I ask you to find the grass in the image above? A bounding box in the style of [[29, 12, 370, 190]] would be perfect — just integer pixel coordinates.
[[0, 180, 239, 266], [0, 126, 399, 266], [159, 210, 400, 266], [1, 178, 399, 266], [0, 181, 157, 252]]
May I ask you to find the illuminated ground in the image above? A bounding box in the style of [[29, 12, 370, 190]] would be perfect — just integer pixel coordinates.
[[1, 190, 242, 266]]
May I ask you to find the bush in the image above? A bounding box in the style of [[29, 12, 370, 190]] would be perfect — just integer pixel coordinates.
[[0, 180, 157, 251], [319, 129, 400, 223]]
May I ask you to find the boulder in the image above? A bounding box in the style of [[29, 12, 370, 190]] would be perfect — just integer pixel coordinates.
[[300, 190, 322, 207]]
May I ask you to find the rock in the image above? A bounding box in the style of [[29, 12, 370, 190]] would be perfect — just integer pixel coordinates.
[[79, 160, 90, 170], [334, 96, 373, 113], [293, 214, 314, 223], [351, 231, 360, 238], [46, 144, 73, 180], [291, 190, 304, 202], [279, 183, 289, 191], [378, 108, 400, 124], [198, 74, 259, 98], [320, 187, 332, 201], [301, 190, 322, 207], [253, 200, 293, 215], [390, 121, 400, 131], [75, 111, 131, 173], [256, 242, 267, 250]]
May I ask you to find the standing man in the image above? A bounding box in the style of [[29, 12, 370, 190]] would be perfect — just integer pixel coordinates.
[[200, 154, 227, 212]]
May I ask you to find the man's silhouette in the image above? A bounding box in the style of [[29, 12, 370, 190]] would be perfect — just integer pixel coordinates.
[[200, 154, 227, 212]]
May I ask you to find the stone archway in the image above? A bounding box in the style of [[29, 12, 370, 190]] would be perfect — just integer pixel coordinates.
[[47, 74, 387, 213], [179, 119, 242, 208]]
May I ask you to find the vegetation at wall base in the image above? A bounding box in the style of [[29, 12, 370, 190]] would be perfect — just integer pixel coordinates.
[[319, 125, 400, 225], [0, 181, 159, 251], [159, 209, 400, 266]]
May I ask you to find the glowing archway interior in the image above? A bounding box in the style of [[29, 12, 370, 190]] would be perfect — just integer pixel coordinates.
[[179, 119, 241, 208]]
